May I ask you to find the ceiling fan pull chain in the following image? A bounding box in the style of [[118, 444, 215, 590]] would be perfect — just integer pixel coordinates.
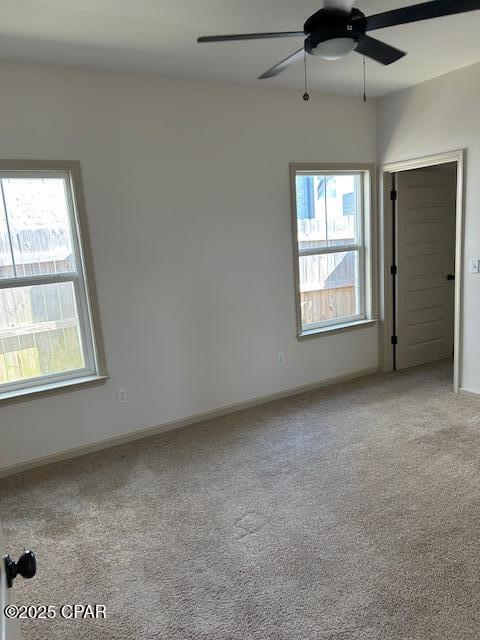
[[303, 49, 310, 101], [363, 56, 367, 102]]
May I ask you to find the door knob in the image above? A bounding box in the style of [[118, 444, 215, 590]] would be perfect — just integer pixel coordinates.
[[447, 274, 455, 281], [4, 550, 36, 588]]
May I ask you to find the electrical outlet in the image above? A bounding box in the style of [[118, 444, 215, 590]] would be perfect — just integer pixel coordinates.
[[116, 387, 128, 404], [276, 352, 285, 366]]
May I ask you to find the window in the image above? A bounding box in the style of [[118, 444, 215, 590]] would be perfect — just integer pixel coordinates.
[[0, 162, 105, 398], [291, 165, 373, 337]]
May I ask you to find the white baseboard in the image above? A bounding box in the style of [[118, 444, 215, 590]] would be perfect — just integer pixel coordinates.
[[0, 366, 379, 479], [459, 388, 480, 400]]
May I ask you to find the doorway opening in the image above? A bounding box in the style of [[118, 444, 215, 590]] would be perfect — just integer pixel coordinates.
[[380, 151, 465, 392]]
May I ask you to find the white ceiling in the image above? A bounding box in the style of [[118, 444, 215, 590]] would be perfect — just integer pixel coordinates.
[[0, 0, 479, 97]]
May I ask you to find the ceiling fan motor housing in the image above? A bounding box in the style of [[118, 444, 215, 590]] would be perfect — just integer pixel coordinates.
[[304, 8, 366, 56]]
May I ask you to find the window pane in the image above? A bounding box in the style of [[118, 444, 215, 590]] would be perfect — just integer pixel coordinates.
[[299, 251, 360, 327], [0, 197, 15, 278], [1, 177, 76, 277], [0, 281, 85, 385], [296, 174, 361, 252]]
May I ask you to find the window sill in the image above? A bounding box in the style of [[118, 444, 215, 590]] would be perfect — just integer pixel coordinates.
[[0, 374, 109, 406], [297, 318, 378, 340]]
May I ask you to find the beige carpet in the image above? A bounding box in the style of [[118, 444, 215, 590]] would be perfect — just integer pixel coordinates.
[[2, 361, 480, 639]]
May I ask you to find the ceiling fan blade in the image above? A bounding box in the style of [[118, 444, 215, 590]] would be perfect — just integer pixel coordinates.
[[356, 36, 406, 65], [258, 48, 305, 79], [197, 31, 304, 43], [364, 0, 480, 32]]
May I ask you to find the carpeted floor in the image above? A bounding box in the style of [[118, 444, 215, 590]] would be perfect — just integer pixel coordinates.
[[2, 361, 480, 639]]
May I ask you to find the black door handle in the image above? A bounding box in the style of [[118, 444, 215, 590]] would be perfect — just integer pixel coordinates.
[[4, 550, 36, 588], [447, 274, 455, 281]]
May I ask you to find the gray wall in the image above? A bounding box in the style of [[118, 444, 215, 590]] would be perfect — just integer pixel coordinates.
[[0, 61, 378, 470]]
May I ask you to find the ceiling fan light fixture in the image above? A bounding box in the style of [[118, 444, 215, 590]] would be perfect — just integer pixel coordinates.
[[311, 37, 356, 60]]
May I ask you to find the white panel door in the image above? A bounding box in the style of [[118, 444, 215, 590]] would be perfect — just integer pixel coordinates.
[[395, 166, 456, 370], [1, 521, 21, 640]]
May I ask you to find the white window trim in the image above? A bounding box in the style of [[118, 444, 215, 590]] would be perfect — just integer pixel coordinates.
[[0, 161, 107, 402], [290, 163, 376, 339]]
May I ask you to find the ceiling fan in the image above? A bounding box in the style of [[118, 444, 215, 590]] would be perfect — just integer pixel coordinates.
[[197, 0, 480, 79]]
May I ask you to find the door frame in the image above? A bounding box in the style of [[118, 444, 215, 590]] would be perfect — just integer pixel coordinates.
[[379, 149, 466, 393]]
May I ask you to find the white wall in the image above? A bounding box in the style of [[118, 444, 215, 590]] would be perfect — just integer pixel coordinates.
[[0, 61, 378, 471], [377, 61, 480, 394]]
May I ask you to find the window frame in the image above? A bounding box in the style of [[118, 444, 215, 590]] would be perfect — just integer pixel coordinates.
[[290, 163, 375, 339], [0, 160, 107, 400]]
